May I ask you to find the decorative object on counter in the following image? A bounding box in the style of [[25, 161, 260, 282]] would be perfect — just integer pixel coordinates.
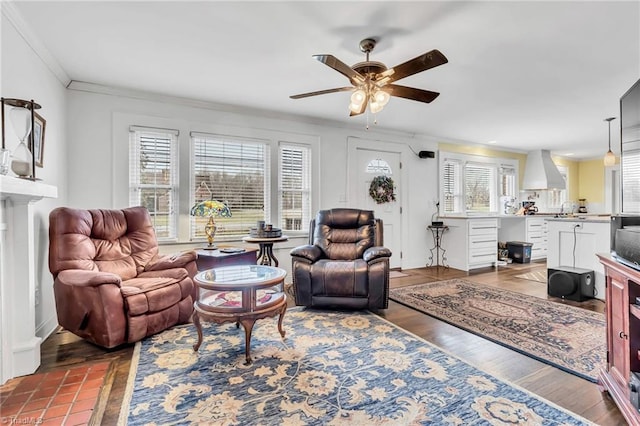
[[522, 201, 538, 215], [500, 196, 518, 215], [578, 198, 588, 214], [603, 117, 617, 167], [190, 185, 232, 250], [0, 97, 42, 180], [369, 175, 396, 204], [249, 220, 282, 238]]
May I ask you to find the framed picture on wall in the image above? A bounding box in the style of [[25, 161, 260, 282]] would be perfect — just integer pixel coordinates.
[[29, 112, 46, 168]]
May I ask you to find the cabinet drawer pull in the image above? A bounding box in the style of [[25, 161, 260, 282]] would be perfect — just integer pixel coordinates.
[[619, 331, 628, 339]]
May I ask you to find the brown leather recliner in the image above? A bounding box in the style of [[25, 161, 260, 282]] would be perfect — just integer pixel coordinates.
[[290, 208, 392, 310], [48, 206, 198, 348]]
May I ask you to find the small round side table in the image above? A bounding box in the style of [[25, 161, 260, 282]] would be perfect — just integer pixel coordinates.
[[242, 235, 289, 267]]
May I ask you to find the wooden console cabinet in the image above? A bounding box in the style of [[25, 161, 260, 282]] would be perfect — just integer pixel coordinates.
[[196, 247, 257, 271], [597, 253, 640, 426]]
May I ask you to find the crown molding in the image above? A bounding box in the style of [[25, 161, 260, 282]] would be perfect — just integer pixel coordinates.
[[1, 2, 70, 87], [67, 80, 427, 140]]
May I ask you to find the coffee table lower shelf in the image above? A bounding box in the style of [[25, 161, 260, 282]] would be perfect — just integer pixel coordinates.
[[192, 296, 287, 365]]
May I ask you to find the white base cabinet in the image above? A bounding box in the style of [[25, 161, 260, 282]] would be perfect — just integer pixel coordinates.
[[443, 218, 498, 271], [498, 216, 548, 260]]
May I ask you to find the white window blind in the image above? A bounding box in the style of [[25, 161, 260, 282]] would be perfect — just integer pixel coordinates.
[[464, 162, 495, 212], [622, 148, 640, 212], [129, 127, 179, 240], [499, 165, 516, 198], [279, 143, 312, 232], [191, 132, 270, 239], [442, 159, 462, 213]]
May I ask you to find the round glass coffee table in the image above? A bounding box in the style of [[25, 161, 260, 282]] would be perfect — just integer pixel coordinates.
[[192, 265, 287, 364]]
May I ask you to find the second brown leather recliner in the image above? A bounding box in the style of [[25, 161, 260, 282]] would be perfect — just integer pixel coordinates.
[[290, 208, 392, 310]]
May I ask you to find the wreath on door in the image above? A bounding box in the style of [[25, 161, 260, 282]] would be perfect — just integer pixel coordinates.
[[369, 175, 396, 204]]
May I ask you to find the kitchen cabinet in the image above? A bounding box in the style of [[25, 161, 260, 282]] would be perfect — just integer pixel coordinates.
[[597, 254, 640, 426], [443, 218, 498, 271], [498, 216, 548, 260]]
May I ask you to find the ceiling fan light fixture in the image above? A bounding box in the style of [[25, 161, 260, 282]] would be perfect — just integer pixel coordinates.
[[351, 89, 366, 104], [370, 100, 383, 114], [373, 90, 390, 106]]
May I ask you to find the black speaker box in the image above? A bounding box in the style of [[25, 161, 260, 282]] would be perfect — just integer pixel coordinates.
[[547, 266, 595, 302], [418, 150, 435, 159]]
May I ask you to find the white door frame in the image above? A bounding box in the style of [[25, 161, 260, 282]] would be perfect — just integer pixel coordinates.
[[346, 136, 406, 269]]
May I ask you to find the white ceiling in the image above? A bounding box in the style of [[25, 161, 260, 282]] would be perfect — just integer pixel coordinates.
[[9, 1, 640, 159]]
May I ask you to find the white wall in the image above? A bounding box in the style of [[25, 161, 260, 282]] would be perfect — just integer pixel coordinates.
[[2, 3, 439, 349], [67, 85, 439, 275], [1, 11, 68, 339]]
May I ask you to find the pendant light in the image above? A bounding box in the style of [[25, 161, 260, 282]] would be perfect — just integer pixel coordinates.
[[603, 117, 617, 167]]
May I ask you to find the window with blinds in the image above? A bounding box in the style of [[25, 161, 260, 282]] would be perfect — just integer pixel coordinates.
[[191, 132, 270, 239], [499, 165, 517, 198], [279, 143, 312, 232], [622, 147, 640, 212], [442, 159, 461, 213], [465, 162, 496, 212], [129, 127, 179, 240], [441, 152, 517, 215]]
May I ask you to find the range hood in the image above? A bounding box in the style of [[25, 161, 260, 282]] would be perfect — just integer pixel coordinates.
[[522, 150, 566, 190]]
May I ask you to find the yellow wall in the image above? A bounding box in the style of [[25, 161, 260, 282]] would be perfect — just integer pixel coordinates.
[[576, 159, 605, 203], [438, 143, 528, 183], [438, 143, 605, 203], [550, 156, 579, 201]]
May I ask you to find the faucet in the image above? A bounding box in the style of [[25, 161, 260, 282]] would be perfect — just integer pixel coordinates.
[[559, 201, 573, 216]]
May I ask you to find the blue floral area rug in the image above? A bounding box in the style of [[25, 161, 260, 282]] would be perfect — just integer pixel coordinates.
[[120, 308, 592, 425], [390, 279, 605, 382]]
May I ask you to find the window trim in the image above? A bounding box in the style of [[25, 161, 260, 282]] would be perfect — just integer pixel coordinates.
[[128, 126, 180, 242], [439, 151, 519, 216], [115, 113, 320, 244]]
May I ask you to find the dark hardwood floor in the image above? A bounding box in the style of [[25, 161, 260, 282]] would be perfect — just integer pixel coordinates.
[[34, 261, 625, 425]]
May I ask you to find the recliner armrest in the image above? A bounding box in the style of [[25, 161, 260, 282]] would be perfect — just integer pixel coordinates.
[[363, 246, 392, 262], [56, 269, 122, 287], [146, 250, 197, 272], [290, 245, 324, 263]]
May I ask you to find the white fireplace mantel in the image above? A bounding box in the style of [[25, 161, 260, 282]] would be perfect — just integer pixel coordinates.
[[0, 175, 58, 384]]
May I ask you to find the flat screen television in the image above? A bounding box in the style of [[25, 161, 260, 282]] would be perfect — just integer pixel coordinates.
[[621, 77, 640, 213], [613, 78, 640, 271]]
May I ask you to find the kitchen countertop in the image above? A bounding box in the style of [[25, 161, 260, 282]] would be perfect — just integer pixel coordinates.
[[545, 215, 610, 223], [441, 214, 611, 223]]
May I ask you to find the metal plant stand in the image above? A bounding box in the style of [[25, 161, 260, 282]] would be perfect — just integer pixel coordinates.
[[427, 225, 449, 268]]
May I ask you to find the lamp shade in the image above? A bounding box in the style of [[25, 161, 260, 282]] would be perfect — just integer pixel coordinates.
[[604, 150, 616, 167], [190, 200, 231, 217], [603, 116, 617, 167]]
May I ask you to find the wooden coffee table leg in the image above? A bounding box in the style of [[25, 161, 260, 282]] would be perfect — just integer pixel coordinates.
[[239, 318, 257, 365], [277, 304, 287, 338], [192, 311, 203, 352]]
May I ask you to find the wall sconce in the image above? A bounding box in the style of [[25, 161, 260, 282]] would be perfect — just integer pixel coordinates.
[[1, 97, 41, 180]]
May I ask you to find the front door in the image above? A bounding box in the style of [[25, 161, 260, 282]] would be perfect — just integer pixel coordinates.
[[351, 146, 402, 269]]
